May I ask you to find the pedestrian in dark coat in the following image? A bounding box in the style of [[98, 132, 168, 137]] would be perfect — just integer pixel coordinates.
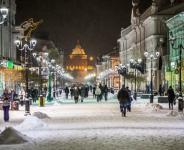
[[2, 89, 10, 122], [70, 87, 74, 99], [117, 87, 129, 117], [167, 86, 175, 110], [65, 87, 69, 99], [158, 84, 163, 96], [103, 85, 108, 101], [93, 86, 96, 98], [126, 87, 132, 112], [99, 84, 103, 101], [73, 87, 79, 103], [80, 86, 86, 103]]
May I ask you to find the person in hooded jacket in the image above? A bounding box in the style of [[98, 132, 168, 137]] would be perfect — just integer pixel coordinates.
[[117, 86, 129, 117]]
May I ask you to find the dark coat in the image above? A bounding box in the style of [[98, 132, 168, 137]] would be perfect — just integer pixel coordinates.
[[80, 87, 86, 97], [65, 87, 69, 94], [167, 88, 175, 102], [117, 88, 129, 103], [73, 88, 79, 97]]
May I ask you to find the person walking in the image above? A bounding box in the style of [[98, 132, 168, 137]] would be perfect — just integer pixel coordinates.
[[158, 84, 163, 96], [103, 85, 108, 101], [99, 84, 103, 101], [167, 86, 175, 110], [80, 86, 86, 103], [64, 86, 69, 99], [93, 85, 96, 98], [117, 86, 129, 117], [70, 87, 74, 99], [2, 88, 10, 122], [95, 85, 101, 102], [126, 87, 132, 112], [73, 86, 79, 103]]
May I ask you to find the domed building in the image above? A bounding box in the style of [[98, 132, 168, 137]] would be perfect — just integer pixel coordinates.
[[65, 41, 94, 82]]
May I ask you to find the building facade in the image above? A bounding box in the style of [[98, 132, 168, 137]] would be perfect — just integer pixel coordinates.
[[96, 50, 120, 91], [0, 0, 19, 94], [118, 0, 184, 92], [65, 41, 94, 83], [166, 12, 184, 93]]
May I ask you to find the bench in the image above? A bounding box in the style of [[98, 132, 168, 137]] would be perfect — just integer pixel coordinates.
[[158, 96, 168, 103]]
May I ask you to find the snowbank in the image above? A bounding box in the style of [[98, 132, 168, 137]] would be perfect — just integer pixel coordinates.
[[0, 127, 30, 145], [33, 112, 50, 119], [144, 103, 163, 112], [16, 116, 47, 131], [166, 110, 179, 117]]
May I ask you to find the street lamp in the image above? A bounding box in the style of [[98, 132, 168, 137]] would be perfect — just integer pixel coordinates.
[[144, 51, 160, 103], [33, 52, 49, 98], [0, 7, 8, 24], [130, 58, 143, 100], [15, 38, 37, 115], [116, 64, 128, 87], [46, 59, 55, 102], [169, 31, 184, 111]]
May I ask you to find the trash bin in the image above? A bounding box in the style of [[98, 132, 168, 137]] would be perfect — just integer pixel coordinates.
[[39, 95, 45, 107], [25, 98, 31, 115], [178, 96, 183, 112]]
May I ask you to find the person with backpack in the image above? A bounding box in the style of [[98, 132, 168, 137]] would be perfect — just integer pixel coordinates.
[[95, 85, 101, 103], [117, 86, 129, 117]]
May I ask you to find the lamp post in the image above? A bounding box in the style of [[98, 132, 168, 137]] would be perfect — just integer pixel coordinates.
[[144, 51, 160, 103], [130, 58, 142, 100], [46, 59, 55, 102], [169, 31, 184, 111], [0, 7, 8, 24], [116, 64, 127, 88], [33, 52, 49, 96], [15, 38, 37, 115], [0, 7, 8, 57]]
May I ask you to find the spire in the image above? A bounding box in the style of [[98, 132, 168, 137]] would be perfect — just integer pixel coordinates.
[[151, 0, 158, 14], [131, 0, 140, 25]]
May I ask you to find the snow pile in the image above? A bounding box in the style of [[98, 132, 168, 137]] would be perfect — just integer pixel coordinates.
[[16, 116, 47, 130], [0, 127, 30, 145], [33, 112, 50, 119], [166, 110, 178, 117], [145, 103, 163, 112], [53, 101, 61, 106]]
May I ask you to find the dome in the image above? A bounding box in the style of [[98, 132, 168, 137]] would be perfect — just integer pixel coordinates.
[[71, 41, 86, 55]]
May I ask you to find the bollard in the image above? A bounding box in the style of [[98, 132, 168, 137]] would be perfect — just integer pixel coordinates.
[[178, 96, 183, 112], [39, 95, 44, 107], [25, 98, 31, 115]]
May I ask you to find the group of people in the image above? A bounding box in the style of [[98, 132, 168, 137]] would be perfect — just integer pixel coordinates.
[[117, 86, 132, 117], [64, 85, 90, 103], [95, 84, 109, 102]]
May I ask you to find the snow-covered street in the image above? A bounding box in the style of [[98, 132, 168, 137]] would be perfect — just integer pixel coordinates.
[[0, 99, 184, 150]]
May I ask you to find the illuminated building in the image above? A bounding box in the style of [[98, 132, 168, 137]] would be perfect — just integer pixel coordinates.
[[65, 41, 94, 82]]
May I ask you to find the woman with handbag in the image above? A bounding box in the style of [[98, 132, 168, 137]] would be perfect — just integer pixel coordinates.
[[2, 88, 10, 122]]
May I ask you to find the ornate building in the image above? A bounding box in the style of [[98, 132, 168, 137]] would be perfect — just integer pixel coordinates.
[[65, 41, 94, 82], [118, 0, 184, 92]]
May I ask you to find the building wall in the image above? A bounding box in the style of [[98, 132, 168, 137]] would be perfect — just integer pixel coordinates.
[[166, 12, 184, 93], [118, 4, 171, 92], [0, 0, 16, 60]]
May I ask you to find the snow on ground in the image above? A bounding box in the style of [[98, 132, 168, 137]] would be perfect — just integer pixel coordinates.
[[0, 97, 184, 150]]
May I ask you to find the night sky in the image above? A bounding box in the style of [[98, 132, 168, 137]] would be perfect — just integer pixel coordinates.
[[15, 0, 151, 57]]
